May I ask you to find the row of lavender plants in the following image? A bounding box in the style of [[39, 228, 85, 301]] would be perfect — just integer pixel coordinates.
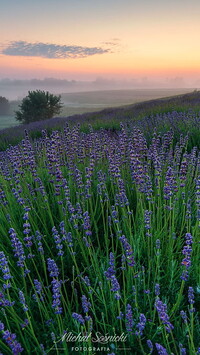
[[0, 122, 199, 354], [0, 107, 200, 151]]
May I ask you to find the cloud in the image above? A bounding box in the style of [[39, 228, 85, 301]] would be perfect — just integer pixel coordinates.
[[1, 41, 110, 59]]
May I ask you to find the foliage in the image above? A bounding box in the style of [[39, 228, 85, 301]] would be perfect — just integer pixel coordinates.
[[15, 90, 63, 124], [0, 96, 10, 115]]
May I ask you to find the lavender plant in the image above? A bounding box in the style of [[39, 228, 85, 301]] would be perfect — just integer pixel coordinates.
[[0, 113, 199, 354]]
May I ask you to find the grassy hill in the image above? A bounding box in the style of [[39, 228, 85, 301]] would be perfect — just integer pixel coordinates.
[[0, 90, 200, 150]]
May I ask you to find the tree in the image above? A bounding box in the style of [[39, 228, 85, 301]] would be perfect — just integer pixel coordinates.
[[15, 90, 63, 124], [0, 96, 10, 115]]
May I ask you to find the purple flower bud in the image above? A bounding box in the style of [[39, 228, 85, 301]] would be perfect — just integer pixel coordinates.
[[126, 304, 133, 332], [180, 310, 187, 323], [105, 253, 115, 279], [135, 313, 146, 336], [51, 279, 62, 314], [155, 343, 168, 355], [119, 235, 135, 267], [147, 339, 153, 353], [0, 252, 12, 284], [19, 290, 28, 312], [188, 286, 195, 304], [179, 343, 187, 355], [0, 322, 24, 354], [47, 258, 59, 278], [72, 312, 85, 325], [155, 298, 174, 333], [81, 295, 91, 313], [155, 283, 160, 296]]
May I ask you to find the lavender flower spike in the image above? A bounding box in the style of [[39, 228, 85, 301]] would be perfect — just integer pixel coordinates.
[[47, 258, 59, 278], [19, 290, 28, 312], [0, 251, 12, 288], [51, 279, 62, 314], [81, 295, 91, 314], [135, 313, 146, 336], [0, 322, 24, 354], [126, 304, 134, 332], [72, 312, 85, 325], [147, 339, 153, 353], [155, 298, 174, 333], [155, 343, 168, 355]]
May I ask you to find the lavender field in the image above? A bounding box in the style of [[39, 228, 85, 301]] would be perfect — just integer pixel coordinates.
[[0, 102, 200, 354]]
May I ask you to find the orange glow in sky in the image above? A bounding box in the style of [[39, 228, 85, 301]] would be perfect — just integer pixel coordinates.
[[1, 0, 200, 86]]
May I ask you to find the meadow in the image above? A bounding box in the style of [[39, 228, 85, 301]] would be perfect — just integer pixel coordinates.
[[0, 91, 199, 354], [0, 88, 191, 130]]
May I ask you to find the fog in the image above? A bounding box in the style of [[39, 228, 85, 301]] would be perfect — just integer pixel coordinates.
[[0, 77, 198, 101]]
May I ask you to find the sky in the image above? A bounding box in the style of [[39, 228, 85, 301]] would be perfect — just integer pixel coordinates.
[[1, 0, 200, 86]]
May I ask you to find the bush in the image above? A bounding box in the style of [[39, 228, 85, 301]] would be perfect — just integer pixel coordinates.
[[15, 90, 63, 124]]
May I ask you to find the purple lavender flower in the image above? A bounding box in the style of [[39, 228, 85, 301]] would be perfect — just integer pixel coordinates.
[[163, 166, 177, 201], [179, 343, 187, 355], [110, 275, 121, 299], [135, 313, 146, 336], [156, 239, 161, 256], [188, 286, 195, 312], [47, 258, 59, 278], [23, 213, 33, 248], [111, 206, 119, 223], [147, 339, 153, 353], [51, 279, 62, 314], [60, 221, 73, 248], [0, 251, 12, 288], [33, 279, 44, 302], [155, 343, 168, 355], [117, 311, 124, 320], [35, 231, 44, 254], [82, 211, 92, 236], [144, 210, 152, 237], [188, 286, 195, 304], [52, 226, 64, 257], [181, 270, 189, 281], [119, 235, 135, 267], [156, 239, 160, 249], [19, 290, 28, 312], [20, 318, 29, 329], [0, 289, 15, 307], [180, 310, 187, 323], [82, 275, 91, 287], [126, 304, 134, 332], [40, 343, 47, 355], [105, 252, 115, 279], [72, 312, 85, 325], [181, 233, 193, 281], [81, 295, 91, 313], [0, 322, 24, 354], [155, 283, 160, 296], [9, 228, 28, 272], [155, 298, 174, 333]]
